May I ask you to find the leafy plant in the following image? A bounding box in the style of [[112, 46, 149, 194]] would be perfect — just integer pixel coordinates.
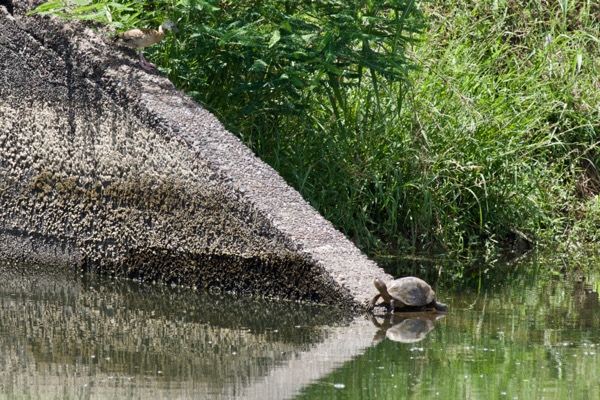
[[154, 0, 425, 134], [29, 0, 600, 261], [29, 0, 181, 31]]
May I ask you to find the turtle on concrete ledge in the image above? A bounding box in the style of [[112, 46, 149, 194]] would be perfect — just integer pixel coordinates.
[[369, 277, 448, 313]]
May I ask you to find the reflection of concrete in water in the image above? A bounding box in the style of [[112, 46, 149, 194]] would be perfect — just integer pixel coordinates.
[[370, 313, 446, 343], [0, 263, 375, 399], [238, 321, 374, 399]]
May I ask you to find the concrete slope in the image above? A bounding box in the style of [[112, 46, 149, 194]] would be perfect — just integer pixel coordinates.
[[0, 6, 391, 310]]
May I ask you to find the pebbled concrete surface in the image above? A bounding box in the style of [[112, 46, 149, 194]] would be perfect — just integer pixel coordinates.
[[0, 3, 391, 311]]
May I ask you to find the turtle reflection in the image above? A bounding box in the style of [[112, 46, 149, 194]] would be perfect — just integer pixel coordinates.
[[370, 313, 445, 343]]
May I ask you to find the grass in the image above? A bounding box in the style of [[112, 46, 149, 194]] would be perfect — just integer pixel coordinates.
[[193, 0, 599, 259], [399, 0, 600, 257], [31, 0, 600, 263]]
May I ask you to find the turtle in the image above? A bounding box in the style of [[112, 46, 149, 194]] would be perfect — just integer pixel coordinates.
[[370, 277, 448, 313]]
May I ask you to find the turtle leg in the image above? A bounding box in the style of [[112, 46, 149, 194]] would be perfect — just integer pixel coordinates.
[[431, 300, 448, 312], [388, 299, 397, 314], [368, 294, 381, 311]]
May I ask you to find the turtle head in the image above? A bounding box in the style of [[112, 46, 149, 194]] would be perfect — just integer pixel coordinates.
[[373, 278, 393, 303]]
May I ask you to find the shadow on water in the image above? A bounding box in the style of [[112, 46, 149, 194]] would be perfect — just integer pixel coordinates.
[[1, 250, 600, 399], [0, 261, 368, 399]]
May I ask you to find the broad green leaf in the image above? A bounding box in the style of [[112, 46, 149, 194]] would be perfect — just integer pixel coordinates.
[[269, 29, 281, 48]]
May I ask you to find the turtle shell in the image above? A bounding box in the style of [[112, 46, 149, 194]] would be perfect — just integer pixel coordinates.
[[386, 277, 435, 307]]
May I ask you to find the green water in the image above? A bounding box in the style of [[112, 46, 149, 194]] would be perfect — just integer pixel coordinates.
[[0, 255, 599, 399], [298, 262, 600, 400]]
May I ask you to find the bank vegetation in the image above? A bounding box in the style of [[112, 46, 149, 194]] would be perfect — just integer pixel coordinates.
[[32, 0, 600, 262]]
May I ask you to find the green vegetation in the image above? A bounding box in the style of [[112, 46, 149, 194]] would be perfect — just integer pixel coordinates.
[[31, 0, 600, 260]]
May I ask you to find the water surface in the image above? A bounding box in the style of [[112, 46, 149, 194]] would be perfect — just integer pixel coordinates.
[[0, 255, 599, 399]]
